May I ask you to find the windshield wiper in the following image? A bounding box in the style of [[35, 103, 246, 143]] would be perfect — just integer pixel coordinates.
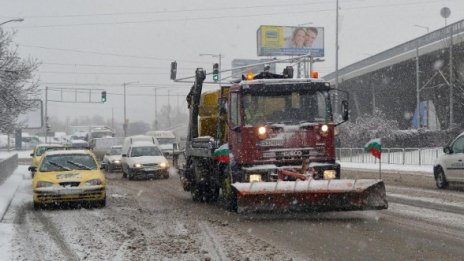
[[48, 161, 71, 171], [67, 161, 91, 170]]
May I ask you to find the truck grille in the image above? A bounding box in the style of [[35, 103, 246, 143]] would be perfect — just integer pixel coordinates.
[[142, 163, 157, 167]]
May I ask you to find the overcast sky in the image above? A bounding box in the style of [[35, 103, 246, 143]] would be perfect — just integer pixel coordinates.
[[2, 0, 464, 124]]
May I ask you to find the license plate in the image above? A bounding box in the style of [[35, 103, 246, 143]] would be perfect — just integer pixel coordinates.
[[144, 168, 156, 172], [57, 173, 81, 179], [59, 189, 81, 195]]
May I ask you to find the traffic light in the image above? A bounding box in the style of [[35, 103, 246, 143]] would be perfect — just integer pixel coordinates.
[[101, 91, 107, 103], [212, 63, 219, 82], [170, 61, 177, 80]]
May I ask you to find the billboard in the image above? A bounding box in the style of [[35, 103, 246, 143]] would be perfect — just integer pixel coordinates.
[[257, 25, 324, 57], [16, 99, 43, 129], [231, 59, 276, 79]]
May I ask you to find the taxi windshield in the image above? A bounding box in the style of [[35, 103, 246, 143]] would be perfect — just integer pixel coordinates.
[[39, 154, 97, 172]]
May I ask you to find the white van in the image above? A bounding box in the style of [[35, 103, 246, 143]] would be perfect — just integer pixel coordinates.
[[146, 131, 177, 156], [121, 136, 168, 180], [434, 131, 464, 189]]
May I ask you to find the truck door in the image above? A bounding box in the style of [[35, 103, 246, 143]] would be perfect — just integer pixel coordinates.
[[228, 92, 242, 161], [445, 136, 464, 182]]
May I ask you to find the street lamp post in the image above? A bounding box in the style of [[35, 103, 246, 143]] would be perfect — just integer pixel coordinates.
[[199, 53, 224, 83], [413, 24, 429, 129], [123, 81, 139, 137], [0, 18, 24, 26]]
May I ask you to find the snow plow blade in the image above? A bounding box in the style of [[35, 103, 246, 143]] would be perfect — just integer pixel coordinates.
[[232, 179, 388, 213]]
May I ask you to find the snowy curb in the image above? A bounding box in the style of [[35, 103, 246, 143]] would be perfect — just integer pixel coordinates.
[[0, 167, 23, 221], [340, 162, 433, 176]]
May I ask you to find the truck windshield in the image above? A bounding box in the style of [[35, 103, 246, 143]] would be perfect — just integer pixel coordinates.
[[243, 90, 331, 125], [130, 146, 162, 157]]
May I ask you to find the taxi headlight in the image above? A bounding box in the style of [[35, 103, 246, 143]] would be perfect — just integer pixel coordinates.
[[36, 181, 54, 188], [160, 162, 169, 169], [249, 174, 262, 182], [85, 179, 103, 186], [323, 170, 336, 180], [258, 126, 266, 135], [134, 163, 142, 168]]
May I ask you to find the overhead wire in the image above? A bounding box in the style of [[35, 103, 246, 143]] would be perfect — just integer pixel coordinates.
[[12, 0, 453, 29]]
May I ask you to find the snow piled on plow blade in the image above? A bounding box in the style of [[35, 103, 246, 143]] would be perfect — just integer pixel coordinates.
[[232, 179, 388, 213]]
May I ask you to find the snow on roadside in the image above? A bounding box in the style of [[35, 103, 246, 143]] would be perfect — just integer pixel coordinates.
[[0, 223, 14, 260], [0, 165, 28, 220], [340, 161, 433, 175], [0, 165, 29, 260]]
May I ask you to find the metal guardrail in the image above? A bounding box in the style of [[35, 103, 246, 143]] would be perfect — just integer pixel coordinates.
[[336, 148, 443, 166], [0, 153, 18, 185]]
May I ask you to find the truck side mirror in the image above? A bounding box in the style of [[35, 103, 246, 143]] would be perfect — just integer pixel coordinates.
[[341, 100, 349, 121], [30, 153, 34, 157], [122, 154, 127, 157]]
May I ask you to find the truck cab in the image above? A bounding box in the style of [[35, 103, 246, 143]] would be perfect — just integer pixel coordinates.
[[226, 77, 347, 181]]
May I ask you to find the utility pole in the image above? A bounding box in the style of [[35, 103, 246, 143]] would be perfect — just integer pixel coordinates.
[[45, 86, 48, 143], [335, 0, 339, 90], [449, 27, 454, 128], [335, 0, 340, 114], [416, 40, 421, 128], [168, 90, 171, 128], [154, 88, 158, 130], [123, 83, 127, 137], [123, 81, 139, 137]]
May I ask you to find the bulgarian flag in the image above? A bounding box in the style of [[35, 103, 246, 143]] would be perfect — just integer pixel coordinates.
[[213, 143, 230, 164], [365, 138, 382, 159]]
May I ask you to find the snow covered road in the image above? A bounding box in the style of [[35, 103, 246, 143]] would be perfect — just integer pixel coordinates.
[[2, 165, 464, 260]]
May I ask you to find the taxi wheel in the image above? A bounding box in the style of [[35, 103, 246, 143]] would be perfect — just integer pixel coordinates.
[[107, 164, 112, 173], [127, 169, 134, 180], [163, 173, 169, 179]]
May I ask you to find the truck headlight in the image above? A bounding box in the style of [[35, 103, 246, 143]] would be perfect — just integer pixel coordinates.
[[112, 160, 121, 164], [134, 163, 142, 168], [249, 174, 262, 182], [160, 162, 169, 169], [321, 124, 329, 133], [85, 179, 102, 186], [258, 126, 266, 135], [37, 181, 54, 188], [323, 170, 336, 180]]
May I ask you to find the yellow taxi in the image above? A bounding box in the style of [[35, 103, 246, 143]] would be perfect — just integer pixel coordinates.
[[29, 144, 65, 177], [31, 150, 106, 209]]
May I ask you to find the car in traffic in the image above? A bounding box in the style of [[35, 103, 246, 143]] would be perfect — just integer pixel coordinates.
[[434, 131, 464, 189], [31, 150, 106, 209], [67, 139, 90, 150], [28, 144, 66, 177], [102, 145, 123, 173], [121, 138, 169, 180]]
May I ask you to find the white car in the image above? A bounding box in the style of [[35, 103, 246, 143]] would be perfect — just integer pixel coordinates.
[[434, 132, 464, 189], [121, 141, 169, 180], [102, 145, 122, 173]]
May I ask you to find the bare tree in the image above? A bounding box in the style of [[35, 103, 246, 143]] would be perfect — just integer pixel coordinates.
[[0, 29, 39, 133]]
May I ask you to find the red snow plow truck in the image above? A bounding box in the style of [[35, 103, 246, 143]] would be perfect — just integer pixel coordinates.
[[177, 66, 387, 213]]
